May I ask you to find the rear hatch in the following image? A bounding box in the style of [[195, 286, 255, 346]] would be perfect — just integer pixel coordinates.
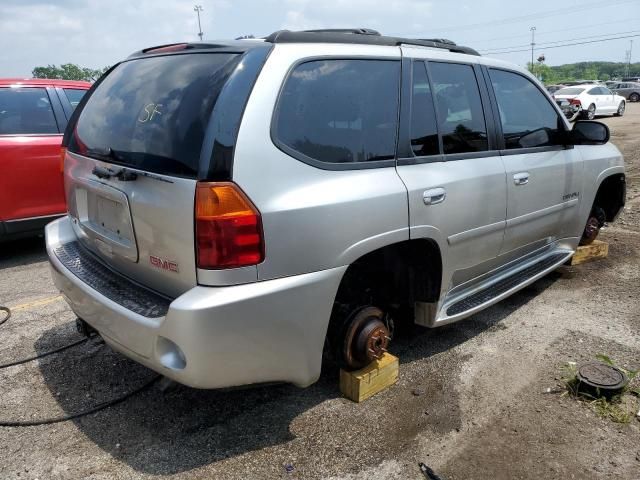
[[64, 51, 243, 298]]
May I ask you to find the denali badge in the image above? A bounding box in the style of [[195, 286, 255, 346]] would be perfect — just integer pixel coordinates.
[[562, 192, 579, 201], [149, 255, 179, 273]]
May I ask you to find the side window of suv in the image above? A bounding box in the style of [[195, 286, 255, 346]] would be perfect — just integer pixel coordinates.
[[489, 69, 563, 150], [428, 62, 488, 154], [0, 88, 58, 135], [274, 59, 400, 165], [410, 61, 439, 157]]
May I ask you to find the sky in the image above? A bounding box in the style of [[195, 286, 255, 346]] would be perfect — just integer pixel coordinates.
[[1, 0, 639, 77]]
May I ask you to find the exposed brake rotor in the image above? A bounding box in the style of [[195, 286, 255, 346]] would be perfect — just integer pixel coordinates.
[[343, 306, 390, 370], [582, 216, 601, 244]]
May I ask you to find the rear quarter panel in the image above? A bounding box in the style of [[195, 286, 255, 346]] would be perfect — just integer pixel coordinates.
[[232, 43, 410, 280]]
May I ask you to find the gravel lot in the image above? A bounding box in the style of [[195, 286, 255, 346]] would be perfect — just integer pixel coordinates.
[[1, 104, 639, 480]]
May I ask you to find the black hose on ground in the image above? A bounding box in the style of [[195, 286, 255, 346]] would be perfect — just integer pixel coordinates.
[[0, 375, 160, 427], [0, 304, 161, 427], [0, 306, 10, 327], [0, 338, 89, 369], [0, 304, 90, 369]]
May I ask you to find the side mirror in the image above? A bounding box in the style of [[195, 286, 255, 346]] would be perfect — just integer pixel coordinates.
[[569, 121, 610, 145]]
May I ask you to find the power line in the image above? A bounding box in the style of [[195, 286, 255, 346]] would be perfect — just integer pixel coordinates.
[[483, 29, 640, 54], [481, 33, 640, 55], [426, 0, 636, 33], [471, 18, 640, 45]]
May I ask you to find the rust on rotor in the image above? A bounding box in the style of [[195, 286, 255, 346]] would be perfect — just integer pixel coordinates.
[[582, 216, 601, 244], [343, 306, 390, 370]]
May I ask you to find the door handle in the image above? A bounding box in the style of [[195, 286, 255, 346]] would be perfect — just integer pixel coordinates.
[[513, 172, 529, 186], [423, 187, 446, 205]]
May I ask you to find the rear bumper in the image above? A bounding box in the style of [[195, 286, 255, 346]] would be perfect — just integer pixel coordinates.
[[46, 216, 346, 389]]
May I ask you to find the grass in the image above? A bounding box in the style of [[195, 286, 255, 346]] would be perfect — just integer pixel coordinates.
[[561, 355, 639, 424]]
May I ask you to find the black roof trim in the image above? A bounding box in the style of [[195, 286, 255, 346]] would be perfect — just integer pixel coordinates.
[[264, 30, 480, 56]]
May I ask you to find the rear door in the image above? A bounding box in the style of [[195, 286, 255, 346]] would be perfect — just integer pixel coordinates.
[[486, 68, 583, 257], [65, 52, 243, 297], [396, 56, 507, 291], [596, 87, 614, 113], [0, 86, 66, 222]]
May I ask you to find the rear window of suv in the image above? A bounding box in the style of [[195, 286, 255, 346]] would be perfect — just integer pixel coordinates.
[[69, 53, 240, 177]]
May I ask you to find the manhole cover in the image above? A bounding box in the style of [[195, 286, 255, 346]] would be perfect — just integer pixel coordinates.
[[577, 362, 628, 391]]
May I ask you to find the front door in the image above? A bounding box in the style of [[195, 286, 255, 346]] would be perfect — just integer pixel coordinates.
[[396, 57, 507, 293], [486, 68, 583, 257]]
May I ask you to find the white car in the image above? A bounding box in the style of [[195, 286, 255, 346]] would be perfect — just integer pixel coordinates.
[[553, 84, 626, 121]]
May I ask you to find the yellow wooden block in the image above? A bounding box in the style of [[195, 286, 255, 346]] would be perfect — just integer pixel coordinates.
[[569, 240, 608, 266], [339, 353, 399, 403]]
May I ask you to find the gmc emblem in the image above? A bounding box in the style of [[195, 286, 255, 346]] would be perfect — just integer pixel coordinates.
[[149, 255, 179, 273]]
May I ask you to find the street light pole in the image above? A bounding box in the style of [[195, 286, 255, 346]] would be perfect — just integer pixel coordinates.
[[194, 5, 204, 41], [530, 26, 536, 74]]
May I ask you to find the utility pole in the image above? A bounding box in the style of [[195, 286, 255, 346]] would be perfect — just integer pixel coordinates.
[[530, 26, 536, 74], [194, 5, 204, 41]]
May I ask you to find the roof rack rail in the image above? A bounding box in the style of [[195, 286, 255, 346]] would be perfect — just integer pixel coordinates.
[[264, 29, 480, 56], [302, 28, 381, 36]]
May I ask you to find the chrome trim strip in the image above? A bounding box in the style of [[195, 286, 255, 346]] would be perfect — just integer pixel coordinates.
[[5, 213, 65, 223], [447, 220, 505, 246], [507, 198, 579, 228]]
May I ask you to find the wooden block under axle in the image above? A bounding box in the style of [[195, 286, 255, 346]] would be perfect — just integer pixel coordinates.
[[340, 353, 399, 403], [569, 240, 608, 266]]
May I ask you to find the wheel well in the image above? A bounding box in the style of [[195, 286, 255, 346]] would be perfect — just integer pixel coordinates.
[[333, 239, 443, 313], [593, 173, 626, 222]]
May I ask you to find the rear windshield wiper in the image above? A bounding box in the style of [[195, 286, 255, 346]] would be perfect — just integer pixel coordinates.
[[85, 147, 136, 181], [92, 164, 138, 181], [87, 147, 173, 184]]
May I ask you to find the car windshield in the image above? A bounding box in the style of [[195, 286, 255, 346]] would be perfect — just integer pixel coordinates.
[[555, 87, 586, 95]]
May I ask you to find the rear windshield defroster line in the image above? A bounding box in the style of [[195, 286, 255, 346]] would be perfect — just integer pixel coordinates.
[[68, 53, 241, 178]]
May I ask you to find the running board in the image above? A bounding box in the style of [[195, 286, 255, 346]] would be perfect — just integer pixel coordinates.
[[435, 249, 573, 326]]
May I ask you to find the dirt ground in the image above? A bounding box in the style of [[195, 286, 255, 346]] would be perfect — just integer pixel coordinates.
[[1, 104, 639, 480]]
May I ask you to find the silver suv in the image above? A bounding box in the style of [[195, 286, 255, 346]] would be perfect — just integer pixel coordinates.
[[46, 29, 626, 389]]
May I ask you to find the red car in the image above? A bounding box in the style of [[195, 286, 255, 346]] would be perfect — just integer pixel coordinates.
[[0, 78, 91, 241]]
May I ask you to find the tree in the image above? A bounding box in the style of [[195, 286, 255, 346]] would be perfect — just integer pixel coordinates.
[[32, 63, 110, 82]]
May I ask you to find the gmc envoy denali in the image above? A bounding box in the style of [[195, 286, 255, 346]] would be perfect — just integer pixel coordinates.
[[46, 29, 626, 388]]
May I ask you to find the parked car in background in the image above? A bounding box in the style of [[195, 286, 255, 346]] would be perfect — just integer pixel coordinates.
[[563, 79, 602, 86], [621, 76, 640, 82], [553, 84, 626, 120], [0, 78, 91, 241], [610, 82, 640, 102], [46, 31, 625, 390], [546, 84, 565, 94]]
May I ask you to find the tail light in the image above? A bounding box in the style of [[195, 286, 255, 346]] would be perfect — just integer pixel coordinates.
[[569, 98, 582, 106], [195, 182, 264, 269]]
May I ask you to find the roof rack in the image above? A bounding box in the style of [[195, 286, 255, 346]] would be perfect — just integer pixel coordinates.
[[264, 29, 480, 56]]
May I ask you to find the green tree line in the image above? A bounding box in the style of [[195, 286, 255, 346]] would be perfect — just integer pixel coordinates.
[[529, 61, 640, 84], [32, 63, 110, 82]]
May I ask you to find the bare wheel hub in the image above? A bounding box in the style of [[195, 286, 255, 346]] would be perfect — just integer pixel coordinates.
[[583, 216, 600, 244], [343, 306, 390, 370]]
